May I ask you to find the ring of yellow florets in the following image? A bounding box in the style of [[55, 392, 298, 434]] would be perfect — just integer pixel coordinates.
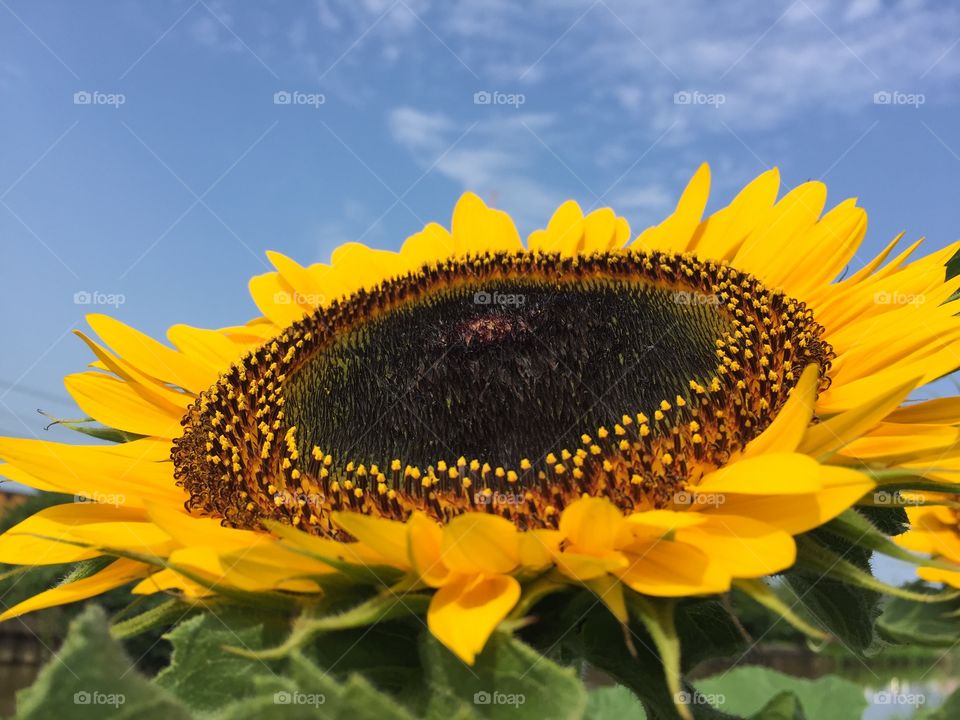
[[172, 250, 832, 538]]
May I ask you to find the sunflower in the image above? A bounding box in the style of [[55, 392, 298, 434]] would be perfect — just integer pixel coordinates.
[[2, 163, 959, 678]]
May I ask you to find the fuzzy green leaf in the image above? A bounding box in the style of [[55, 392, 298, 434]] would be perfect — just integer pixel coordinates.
[[695, 667, 865, 719], [420, 630, 588, 720], [14, 605, 190, 720]]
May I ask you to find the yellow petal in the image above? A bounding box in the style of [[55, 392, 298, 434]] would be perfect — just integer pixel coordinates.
[[692, 168, 780, 260], [0, 558, 149, 621], [249, 271, 310, 326], [331, 511, 411, 569], [452, 192, 522, 254], [677, 516, 797, 578], [0, 503, 146, 564], [584, 574, 628, 623], [618, 539, 730, 596], [64, 372, 184, 437], [632, 163, 710, 253], [408, 512, 451, 587], [800, 376, 920, 457], [694, 453, 821, 495], [741, 364, 819, 457], [528, 200, 584, 255], [0, 438, 185, 508], [86, 314, 215, 393], [559, 496, 631, 552], [427, 573, 520, 664], [554, 549, 629, 581], [518, 529, 562, 569], [706, 466, 874, 535], [441, 513, 519, 575]]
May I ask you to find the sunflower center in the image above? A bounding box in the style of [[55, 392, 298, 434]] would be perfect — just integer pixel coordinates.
[[173, 250, 833, 536], [284, 281, 732, 468]]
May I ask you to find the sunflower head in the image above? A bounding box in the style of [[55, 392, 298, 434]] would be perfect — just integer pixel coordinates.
[[173, 245, 832, 538]]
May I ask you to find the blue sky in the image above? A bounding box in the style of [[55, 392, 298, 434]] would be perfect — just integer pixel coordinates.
[[3, 0, 960, 585], [2, 0, 960, 446]]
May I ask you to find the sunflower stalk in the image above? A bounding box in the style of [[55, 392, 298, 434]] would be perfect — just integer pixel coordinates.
[[626, 594, 690, 720], [224, 589, 431, 660]]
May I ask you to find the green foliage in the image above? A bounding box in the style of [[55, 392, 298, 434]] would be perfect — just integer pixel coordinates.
[[695, 666, 866, 720], [877, 583, 960, 647], [13, 605, 191, 720]]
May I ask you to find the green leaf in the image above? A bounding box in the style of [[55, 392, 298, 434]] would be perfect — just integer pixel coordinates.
[[793, 535, 954, 603], [946, 246, 960, 282], [154, 605, 291, 714], [733, 580, 828, 641], [695, 666, 866, 720], [37, 412, 144, 443], [586, 686, 648, 719], [14, 605, 190, 720], [546, 593, 735, 719], [877, 585, 960, 647], [420, 630, 588, 720], [748, 691, 806, 720]]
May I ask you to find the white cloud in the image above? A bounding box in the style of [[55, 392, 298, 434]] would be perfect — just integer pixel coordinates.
[[387, 106, 567, 229]]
